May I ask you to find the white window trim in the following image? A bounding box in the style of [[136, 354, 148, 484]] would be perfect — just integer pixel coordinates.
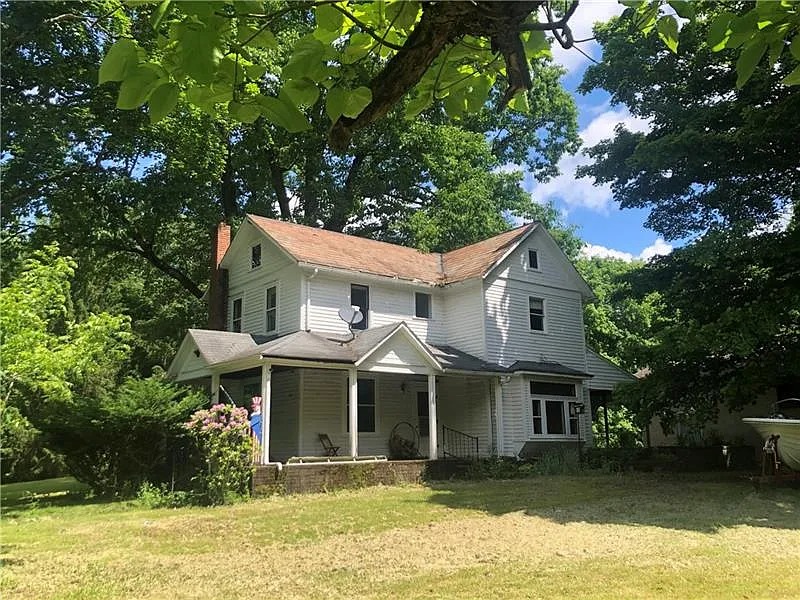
[[529, 380, 579, 438], [230, 296, 243, 333], [264, 281, 279, 334], [343, 374, 380, 436], [349, 283, 370, 330], [250, 243, 262, 270], [526, 247, 541, 272], [528, 296, 546, 334], [413, 291, 433, 320]]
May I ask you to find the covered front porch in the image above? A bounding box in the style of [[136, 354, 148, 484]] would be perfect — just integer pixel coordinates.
[[169, 323, 506, 465]]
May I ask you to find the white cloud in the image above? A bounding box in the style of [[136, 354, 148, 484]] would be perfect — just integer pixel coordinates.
[[531, 107, 651, 212], [581, 238, 673, 262], [549, 1, 625, 75]]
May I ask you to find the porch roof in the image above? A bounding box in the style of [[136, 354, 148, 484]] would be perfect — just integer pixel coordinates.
[[505, 360, 592, 379], [171, 323, 509, 377]]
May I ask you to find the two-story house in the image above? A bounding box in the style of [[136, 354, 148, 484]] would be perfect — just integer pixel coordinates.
[[168, 215, 633, 463]]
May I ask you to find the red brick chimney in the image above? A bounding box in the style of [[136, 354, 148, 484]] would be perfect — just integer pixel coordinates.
[[208, 222, 231, 330]]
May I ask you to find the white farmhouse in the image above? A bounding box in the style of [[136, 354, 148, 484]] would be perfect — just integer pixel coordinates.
[[169, 215, 633, 463]]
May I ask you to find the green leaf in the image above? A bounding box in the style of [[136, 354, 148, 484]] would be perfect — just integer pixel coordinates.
[[282, 78, 320, 107], [117, 65, 161, 109], [257, 93, 310, 132], [386, 1, 420, 31], [175, 23, 222, 84], [736, 39, 767, 88], [523, 30, 550, 58], [668, 0, 694, 20], [404, 89, 433, 119], [315, 4, 344, 31], [239, 26, 277, 50], [186, 84, 233, 114], [707, 11, 734, 51], [148, 82, 179, 122], [657, 15, 679, 53], [782, 64, 800, 85], [99, 39, 140, 83], [150, 0, 172, 29], [229, 101, 261, 123], [508, 91, 530, 114], [466, 75, 492, 112], [245, 63, 267, 80], [343, 32, 374, 64], [791, 34, 800, 61], [325, 85, 372, 121], [767, 39, 784, 67], [232, 0, 263, 14], [443, 89, 468, 118], [282, 36, 326, 81]]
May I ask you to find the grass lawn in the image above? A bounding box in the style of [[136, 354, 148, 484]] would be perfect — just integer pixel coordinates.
[[1, 473, 799, 599]]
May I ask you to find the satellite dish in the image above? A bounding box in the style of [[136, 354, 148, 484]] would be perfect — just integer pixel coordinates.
[[338, 305, 364, 326]]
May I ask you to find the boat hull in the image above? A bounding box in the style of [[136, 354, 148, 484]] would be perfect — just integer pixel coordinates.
[[742, 418, 800, 471]]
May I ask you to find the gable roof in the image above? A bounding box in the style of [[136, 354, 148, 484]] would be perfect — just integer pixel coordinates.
[[247, 215, 536, 286]]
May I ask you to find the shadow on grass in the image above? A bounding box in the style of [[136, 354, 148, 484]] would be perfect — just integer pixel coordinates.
[[425, 471, 800, 533], [0, 477, 115, 517]]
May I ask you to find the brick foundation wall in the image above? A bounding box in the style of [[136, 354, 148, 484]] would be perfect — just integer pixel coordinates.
[[252, 460, 455, 496]]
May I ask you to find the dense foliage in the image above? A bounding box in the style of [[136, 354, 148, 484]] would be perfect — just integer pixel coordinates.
[[185, 403, 254, 504]]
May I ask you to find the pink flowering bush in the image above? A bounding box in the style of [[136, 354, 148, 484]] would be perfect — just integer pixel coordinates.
[[185, 404, 253, 504]]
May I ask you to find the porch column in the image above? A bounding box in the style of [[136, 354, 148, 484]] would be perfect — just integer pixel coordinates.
[[494, 377, 504, 456], [261, 362, 272, 464], [348, 367, 358, 457], [210, 373, 220, 405], [428, 373, 438, 460]]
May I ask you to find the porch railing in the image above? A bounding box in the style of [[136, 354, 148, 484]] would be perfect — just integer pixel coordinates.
[[441, 425, 479, 461]]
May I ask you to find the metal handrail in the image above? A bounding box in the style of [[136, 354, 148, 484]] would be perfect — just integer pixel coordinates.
[[441, 425, 479, 460]]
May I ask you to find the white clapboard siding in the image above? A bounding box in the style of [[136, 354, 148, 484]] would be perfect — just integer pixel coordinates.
[[586, 349, 635, 391], [441, 279, 486, 358], [484, 276, 587, 370], [437, 376, 492, 457], [359, 335, 433, 375], [499, 376, 527, 457], [306, 274, 446, 343]]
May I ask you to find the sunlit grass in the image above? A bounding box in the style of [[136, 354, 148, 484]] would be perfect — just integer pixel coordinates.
[[2, 473, 798, 599]]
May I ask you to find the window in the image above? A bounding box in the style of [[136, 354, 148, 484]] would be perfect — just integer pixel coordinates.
[[350, 284, 369, 330], [529, 297, 544, 331], [417, 391, 429, 434], [231, 297, 242, 332], [346, 379, 376, 432], [528, 249, 539, 270], [530, 380, 579, 437], [415, 292, 431, 318], [251, 244, 262, 269], [265, 285, 277, 333]]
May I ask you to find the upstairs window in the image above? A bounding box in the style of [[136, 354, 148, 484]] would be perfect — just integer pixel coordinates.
[[265, 285, 277, 333], [231, 297, 243, 332], [415, 292, 431, 319], [527, 249, 539, 270], [251, 244, 262, 269], [350, 284, 369, 330], [529, 297, 545, 331]]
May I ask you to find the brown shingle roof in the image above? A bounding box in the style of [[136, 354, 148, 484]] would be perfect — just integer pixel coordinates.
[[248, 215, 534, 285]]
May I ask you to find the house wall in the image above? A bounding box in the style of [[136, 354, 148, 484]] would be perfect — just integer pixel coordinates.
[[305, 273, 445, 343], [585, 349, 634, 391], [225, 221, 302, 336], [440, 279, 486, 358]]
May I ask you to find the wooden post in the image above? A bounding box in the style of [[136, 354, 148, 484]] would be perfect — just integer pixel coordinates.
[[494, 378, 504, 457], [349, 368, 358, 457], [210, 373, 220, 405], [261, 363, 272, 464], [428, 373, 438, 460]]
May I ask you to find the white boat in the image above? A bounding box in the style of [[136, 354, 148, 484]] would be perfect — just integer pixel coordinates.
[[743, 414, 800, 472]]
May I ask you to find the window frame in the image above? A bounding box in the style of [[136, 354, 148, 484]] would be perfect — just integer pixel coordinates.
[[250, 243, 262, 270], [345, 377, 378, 434], [416, 390, 430, 435], [350, 284, 370, 330], [529, 296, 545, 332], [414, 291, 432, 319], [231, 296, 243, 333], [529, 380, 580, 438], [264, 283, 278, 334], [527, 248, 540, 271]]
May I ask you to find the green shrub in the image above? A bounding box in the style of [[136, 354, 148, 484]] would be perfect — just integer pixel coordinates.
[[135, 481, 194, 509], [0, 401, 65, 482], [185, 403, 253, 505]]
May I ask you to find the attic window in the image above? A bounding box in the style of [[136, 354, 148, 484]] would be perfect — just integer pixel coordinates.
[[527, 249, 539, 270], [251, 244, 262, 269]]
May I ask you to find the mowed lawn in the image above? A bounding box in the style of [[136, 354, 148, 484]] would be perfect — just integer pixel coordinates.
[[2, 473, 799, 599]]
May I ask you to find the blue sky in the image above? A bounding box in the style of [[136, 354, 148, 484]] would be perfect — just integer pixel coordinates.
[[524, 3, 674, 262]]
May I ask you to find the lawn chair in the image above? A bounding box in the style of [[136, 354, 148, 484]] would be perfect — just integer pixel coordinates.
[[319, 433, 340, 457]]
